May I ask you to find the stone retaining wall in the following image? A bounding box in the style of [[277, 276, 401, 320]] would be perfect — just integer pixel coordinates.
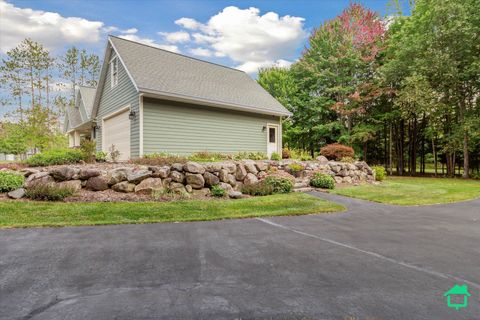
[[5, 158, 375, 199]]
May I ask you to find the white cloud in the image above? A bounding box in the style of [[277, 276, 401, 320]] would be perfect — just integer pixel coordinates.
[[174, 6, 306, 74], [236, 59, 293, 74], [118, 32, 180, 53], [0, 0, 104, 53], [189, 47, 213, 57], [175, 17, 202, 30], [158, 31, 190, 43]]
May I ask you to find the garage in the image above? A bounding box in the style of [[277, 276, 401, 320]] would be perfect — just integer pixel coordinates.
[[102, 109, 130, 160]]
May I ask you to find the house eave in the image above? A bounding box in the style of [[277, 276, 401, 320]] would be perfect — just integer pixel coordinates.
[[139, 87, 292, 117]]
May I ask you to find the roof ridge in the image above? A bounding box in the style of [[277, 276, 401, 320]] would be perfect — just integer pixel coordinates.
[[108, 35, 246, 74]]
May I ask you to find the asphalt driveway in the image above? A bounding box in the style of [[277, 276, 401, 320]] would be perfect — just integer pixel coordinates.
[[1, 192, 479, 320]]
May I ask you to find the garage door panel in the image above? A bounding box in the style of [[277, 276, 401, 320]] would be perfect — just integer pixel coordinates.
[[103, 110, 130, 160]]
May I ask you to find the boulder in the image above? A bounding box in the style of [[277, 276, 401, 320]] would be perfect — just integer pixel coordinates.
[[218, 169, 229, 183], [192, 188, 210, 197], [171, 163, 184, 171], [343, 176, 353, 184], [218, 182, 234, 193], [257, 171, 267, 180], [149, 166, 170, 178], [255, 161, 268, 172], [135, 178, 163, 194], [334, 176, 343, 184], [233, 181, 244, 192], [226, 174, 237, 186], [243, 173, 258, 186], [58, 180, 82, 192], [50, 167, 77, 181], [228, 191, 243, 199], [185, 185, 193, 193], [316, 155, 328, 164], [183, 161, 205, 174], [78, 168, 101, 180], [222, 162, 236, 174], [162, 178, 172, 188], [7, 188, 25, 199], [185, 173, 205, 189], [25, 173, 55, 188], [244, 161, 258, 174], [106, 167, 130, 185], [169, 182, 186, 193], [170, 171, 185, 183], [204, 162, 223, 173], [112, 181, 136, 193], [235, 163, 247, 181], [20, 168, 39, 177], [203, 172, 220, 187], [338, 169, 348, 177], [26, 171, 50, 182], [126, 170, 152, 184], [85, 176, 109, 191]]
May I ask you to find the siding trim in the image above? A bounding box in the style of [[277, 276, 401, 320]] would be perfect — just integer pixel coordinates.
[[101, 104, 131, 152], [139, 93, 144, 156], [108, 38, 139, 92]]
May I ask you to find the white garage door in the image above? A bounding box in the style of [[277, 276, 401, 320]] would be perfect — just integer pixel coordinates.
[[103, 109, 130, 161]]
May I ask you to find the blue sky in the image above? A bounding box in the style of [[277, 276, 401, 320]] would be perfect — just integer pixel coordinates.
[[3, 0, 405, 74]]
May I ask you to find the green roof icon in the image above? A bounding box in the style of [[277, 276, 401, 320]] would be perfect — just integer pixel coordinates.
[[444, 284, 471, 310]]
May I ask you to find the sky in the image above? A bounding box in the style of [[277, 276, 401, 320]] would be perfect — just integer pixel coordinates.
[[0, 0, 405, 75]]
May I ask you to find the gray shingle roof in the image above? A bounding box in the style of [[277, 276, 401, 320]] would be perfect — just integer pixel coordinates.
[[109, 36, 291, 116], [65, 105, 83, 129], [78, 86, 96, 118]]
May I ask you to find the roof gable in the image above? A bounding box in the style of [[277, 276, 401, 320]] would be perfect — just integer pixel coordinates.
[[95, 36, 291, 117]]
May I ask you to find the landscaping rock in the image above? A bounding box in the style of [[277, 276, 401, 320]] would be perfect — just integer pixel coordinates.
[[226, 174, 237, 186], [112, 181, 136, 193], [244, 161, 258, 174], [50, 167, 77, 181], [316, 155, 329, 163], [126, 170, 152, 184], [219, 169, 229, 183], [171, 163, 184, 171], [257, 171, 267, 180], [222, 162, 236, 174], [170, 171, 185, 183], [234, 181, 244, 192], [218, 182, 234, 193], [228, 191, 243, 199], [204, 162, 223, 172], [85, 176, 109, 191], [185, 185, 193, 193], [58, 180, 82, 192], [25, 173, 55, 188], [78, 168, 101, 180], [135, 178, 163, 194], [192, 188, 210, 197], [334, 176, 343, 184], [243, 173, 258, 186], [255, 161, 268, 171], [106, 167, 130, 185], [169, 182, 186, 193], [185, 173, 205, 189], [7, 188, 25, 199], [203, 172, 220, 187], [184, 161, 205, 174], [235, 163, 247, 181], [20, 168, 39, 177], [162, 178, 172, 188], [149, 166, 170, 178]]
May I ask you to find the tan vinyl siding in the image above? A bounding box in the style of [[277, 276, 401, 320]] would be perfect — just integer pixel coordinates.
[[143, 98, 280, 155], [96, 52, 139, 157]]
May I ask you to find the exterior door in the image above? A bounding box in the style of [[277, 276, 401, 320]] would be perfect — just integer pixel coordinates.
[[267, 124, 279, 158]]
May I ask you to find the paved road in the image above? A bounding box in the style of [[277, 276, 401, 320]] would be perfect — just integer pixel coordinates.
[[1, 192, 479, 320]]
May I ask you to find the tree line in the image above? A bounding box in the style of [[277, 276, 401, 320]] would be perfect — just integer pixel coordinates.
[[258, 0, 480, 178], [0, 39, 101, 157]]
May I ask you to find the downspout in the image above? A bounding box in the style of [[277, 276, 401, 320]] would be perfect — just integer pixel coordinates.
[[139, 93, 144, 157]]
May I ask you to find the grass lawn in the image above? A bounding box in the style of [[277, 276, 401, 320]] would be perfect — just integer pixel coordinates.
[[0, 193, 344, 228], [332, 176, 480, 205]]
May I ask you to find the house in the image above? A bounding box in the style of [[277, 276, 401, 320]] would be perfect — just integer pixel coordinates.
[[65, 36, 291, 161], [443, 284, 471, 310], [64, 86, 97, 147]]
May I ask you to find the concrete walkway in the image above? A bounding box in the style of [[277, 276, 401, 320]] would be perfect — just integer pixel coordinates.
[[1, 193, 479, 319]]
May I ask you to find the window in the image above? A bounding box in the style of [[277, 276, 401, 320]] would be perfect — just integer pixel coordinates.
[[110, 56, 118, 88], [269, 127, 276, 143]]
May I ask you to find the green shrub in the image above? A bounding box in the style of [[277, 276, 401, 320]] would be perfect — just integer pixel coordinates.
[[95, 151, 107, 162], [320, 143, 354, 161], [132, 152, 187, 166], [282, 148, 292, 159], [211, 185, 226, 197], [0, 171, 24, 192], [25, 149, 85, 167], [310, 173, 335, 189], [290, 149, 313, 161], [242, 180, 274, 196], [80, 140, 96, 163], [25, 184, 76, 201], [288, 163, 304, 173], [471, 172, 480, 180], [264, 175, 293, 194], [372, 165, 386, 181], [233, 151, 267, 160], [270, 152, 281, 160]]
